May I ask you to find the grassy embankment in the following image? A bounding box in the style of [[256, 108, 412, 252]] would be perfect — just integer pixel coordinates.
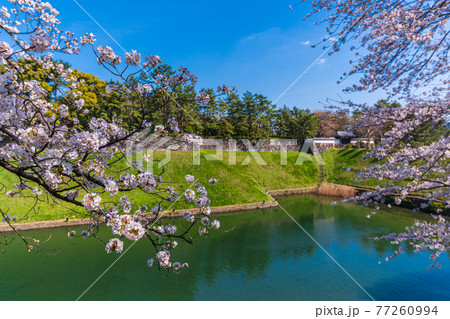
[[324, 148, 448, 212], [1, 150, 337, 222], [322, 148, 380, 188]]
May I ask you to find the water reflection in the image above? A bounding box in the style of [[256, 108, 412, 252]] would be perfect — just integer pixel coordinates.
[[0, 195, 449, 300]]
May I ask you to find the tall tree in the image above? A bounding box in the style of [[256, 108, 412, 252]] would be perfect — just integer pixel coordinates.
[[275, 106, 319, 140], [198, 89, 235, 138], [139, 64, 201, 133], [314, 110, 350, 137], [225, 92, 274, 140]]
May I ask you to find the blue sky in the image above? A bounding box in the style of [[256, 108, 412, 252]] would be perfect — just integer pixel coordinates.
[[52, 0, 386, 111]]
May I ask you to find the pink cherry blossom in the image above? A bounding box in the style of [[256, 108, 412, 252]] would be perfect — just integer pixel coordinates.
[[0, 0, 221, 269]]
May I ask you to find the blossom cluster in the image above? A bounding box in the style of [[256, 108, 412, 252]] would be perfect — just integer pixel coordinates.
[[125, 50, 141, 66], [96, 46, 121, 65], [196, 92, 210, 105], [306, 0, 450, 266], [376, 215, 450, 267], [0, 0, 226, 272]]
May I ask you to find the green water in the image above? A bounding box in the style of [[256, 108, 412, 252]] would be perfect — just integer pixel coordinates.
[[0, 195, 449, 301]]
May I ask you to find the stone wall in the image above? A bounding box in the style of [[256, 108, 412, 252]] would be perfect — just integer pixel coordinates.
[[127, 136, 340, 154], [314, 142, 341, 154], [0, 201, 278, 232]]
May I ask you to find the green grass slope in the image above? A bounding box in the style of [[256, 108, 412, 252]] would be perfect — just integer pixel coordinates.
[[322, 148, 380, 188], [0, 151, 322, 222]]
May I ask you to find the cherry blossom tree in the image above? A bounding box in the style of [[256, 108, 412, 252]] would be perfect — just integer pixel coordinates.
[[304, 0, 450, 266], [0, 0, 233, 271]]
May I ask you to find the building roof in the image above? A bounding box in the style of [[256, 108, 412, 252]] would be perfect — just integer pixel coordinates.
[[311, 138, 341, 143], [350, 138, 375, 143], [351, 138, 374, 141], [336, 131, 355, 138]]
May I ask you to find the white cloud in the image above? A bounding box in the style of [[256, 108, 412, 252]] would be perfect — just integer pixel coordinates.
[[316, 58, 327, 65], [240, 27, 282, 43], [301, 40, 311, 46], [328, 36, 338, 42]]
